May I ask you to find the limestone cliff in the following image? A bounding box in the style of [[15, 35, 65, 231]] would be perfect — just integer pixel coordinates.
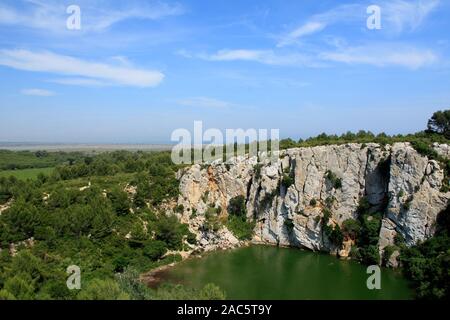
[[173, 142, 450, 260]]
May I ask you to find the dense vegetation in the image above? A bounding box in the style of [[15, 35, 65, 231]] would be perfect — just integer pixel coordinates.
[[226, 196, 255, 240], [0, 151, 224, 300], [0, 150, 85, 171], [400, 204, 450, 300]]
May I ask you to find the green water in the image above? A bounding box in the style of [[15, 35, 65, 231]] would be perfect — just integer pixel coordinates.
[[159, 245, 414, 300]]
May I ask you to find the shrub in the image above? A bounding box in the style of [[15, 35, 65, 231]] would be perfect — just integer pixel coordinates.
[[281, 174, 294, 189], [204, 209, 221, 232], [329, 225, 344, 247], [357, 196, 371, 215], [411, 140, 439, 159], [322, 208, 332, 223], [383, 245, 398, 265], [149, 283, 226, 300], [155, 214, 188, 250], [342, 218, 361, 239], [228, 195, 246, 217], [143, 240, 168, 261], [309, 198, 317, 206], [325, 196, 336, 208], [77, 279, 130, 300], [108, 187, 130, 216], [325, 170, 342, 189], [175, 204, 184, 213], [226, 215, 255, 240], [360, 245, 380, 265], [198, 283, 226, 300]]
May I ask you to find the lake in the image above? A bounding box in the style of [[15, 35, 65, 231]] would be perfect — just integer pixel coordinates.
[[157, 245, 414, 300]]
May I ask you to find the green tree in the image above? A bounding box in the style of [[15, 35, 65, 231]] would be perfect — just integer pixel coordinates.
[[108, 187, 130, 216], [77, 279, 130, 300], [427, 110, 450, 138], [3, 274, 35, 300], [342, 218, 361, 240], [143, 240, 168, 261]]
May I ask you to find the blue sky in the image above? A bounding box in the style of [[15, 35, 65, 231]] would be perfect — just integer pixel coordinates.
[[0, 0, 449, 143]]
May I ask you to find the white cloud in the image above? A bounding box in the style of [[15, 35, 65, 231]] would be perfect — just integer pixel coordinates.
[[48, 77, 107, 87], [21, 88, 55, 96], [384, 0, 440, 32], [190, 44, 438, 69], [177, 97, 237, 109], [277, 4, 361, 47], [277, 0, 440, 47], [0, 0, 184, 33], [201, 49, 317, 67], [320, 44, 438, 69], [277, 22, 326, 47], [0, 49, 164, 87]]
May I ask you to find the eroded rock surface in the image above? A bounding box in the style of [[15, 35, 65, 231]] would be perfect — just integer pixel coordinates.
[[174, 143, 450, 257]]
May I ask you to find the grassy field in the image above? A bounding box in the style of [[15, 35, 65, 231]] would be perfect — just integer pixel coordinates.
[[0, 167, 54, 180]]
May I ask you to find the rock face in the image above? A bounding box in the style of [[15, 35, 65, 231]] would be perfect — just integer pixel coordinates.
[[174, 143, 449, 257]]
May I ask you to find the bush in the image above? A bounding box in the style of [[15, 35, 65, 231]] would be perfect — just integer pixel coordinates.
[[309, 198, 317, 206], [154, 214, 193, 250], [77, 279, 130, 300], [143, 240, 167, 261], [383, 245, 398, 265], [357, 197, 371, 215], [108, 187, 130, 216], [175, 204, 184, 213], [360, 245, 380, 265], [329, 225, 344, 247], [325, 170, 342, 189], [342, 219, 361, 239], [281, 174, 294, 189], [226, 215, 255, 240], [228, 196, 246, 217], [325, 196, 336, 208], [149, 283, 226, 300], [411, 140, 439, 159], [203, 209, 221, 232]]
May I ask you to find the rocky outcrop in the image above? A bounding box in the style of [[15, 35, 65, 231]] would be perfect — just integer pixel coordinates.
[[0, 199, 12, 215], [174, 143, 450, 259], [379, 143, 449, 250]]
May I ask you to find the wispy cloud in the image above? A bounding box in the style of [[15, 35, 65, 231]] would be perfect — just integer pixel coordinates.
[[0, 49, 164, 87], [196, 49, 319, 67], [320, 44, 438, 69], [0, 0, 184, 33], [21, 88, 55, 96], [177, 97, 237, 109], [277, 0, 440, 47], [185, 44, 438, 69], [384, 0, 440, 33], [48, 77, 107, 87], [277, 4, 361, 47], [277, 21, 326, 47]]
